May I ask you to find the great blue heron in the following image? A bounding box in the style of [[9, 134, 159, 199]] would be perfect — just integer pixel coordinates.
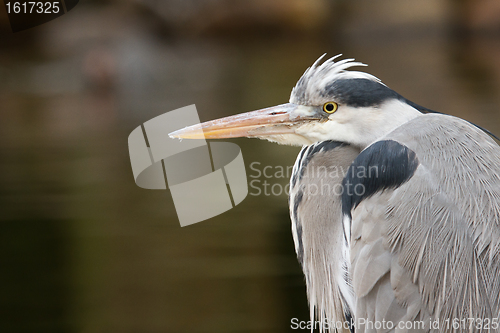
[[169, 55, 500, 332]]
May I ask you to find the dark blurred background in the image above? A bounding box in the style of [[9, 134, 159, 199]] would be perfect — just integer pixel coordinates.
[[1, 0, 500, 332]]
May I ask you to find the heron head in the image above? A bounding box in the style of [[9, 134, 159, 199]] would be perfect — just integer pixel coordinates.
[[169, 55, 423, 148]]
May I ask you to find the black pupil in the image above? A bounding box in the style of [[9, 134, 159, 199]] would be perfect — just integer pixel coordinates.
[[325, 103, 334, 111]]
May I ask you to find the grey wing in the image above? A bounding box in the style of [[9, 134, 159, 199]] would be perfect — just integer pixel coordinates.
[[346, 114, 500, 333]]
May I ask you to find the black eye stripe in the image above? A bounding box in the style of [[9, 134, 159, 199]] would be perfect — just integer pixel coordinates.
[[323, 78, 400, 107]]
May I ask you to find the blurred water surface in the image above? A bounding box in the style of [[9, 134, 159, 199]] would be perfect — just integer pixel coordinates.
[[1, 1, 500, 332]]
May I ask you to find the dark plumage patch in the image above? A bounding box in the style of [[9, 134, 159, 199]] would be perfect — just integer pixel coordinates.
[[296, 220, 304, 267], [293, 190, 304, 266], [341, 140, 419, 218], [344, 310, 355, 333], [324, 79, 400, 108], [292, 190, 303, 224], [323, 78, 443, 114]]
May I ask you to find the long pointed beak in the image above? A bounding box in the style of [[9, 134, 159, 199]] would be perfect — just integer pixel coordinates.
[[169, 103, 317, 139]]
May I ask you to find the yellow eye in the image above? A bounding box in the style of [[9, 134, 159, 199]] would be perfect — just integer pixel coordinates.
[[323, 102, 338, 114]]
